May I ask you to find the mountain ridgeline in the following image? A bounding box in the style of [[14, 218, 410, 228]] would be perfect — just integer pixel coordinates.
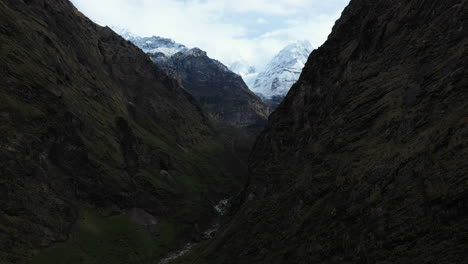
[[0, 0, 248, 263], [118, 32, 271, 131], [174, 0, 468, 263]]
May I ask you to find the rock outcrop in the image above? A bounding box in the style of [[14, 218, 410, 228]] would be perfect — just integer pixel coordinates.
[[176, 0, 468, 263], [149, 49, 270, 129]]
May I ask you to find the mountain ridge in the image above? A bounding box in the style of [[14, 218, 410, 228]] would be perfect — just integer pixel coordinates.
[[116, 30, 271, 129]]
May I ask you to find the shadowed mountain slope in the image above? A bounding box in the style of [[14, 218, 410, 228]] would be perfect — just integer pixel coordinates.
[[175, 0, 468, 263], [149, 48, 271, 130], [0, 0, 246, 263]]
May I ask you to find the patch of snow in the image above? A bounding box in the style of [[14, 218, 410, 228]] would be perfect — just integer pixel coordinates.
[[229, 60, 257, 76], [111, 27, 188, 57], [229, 60, 258, 88]]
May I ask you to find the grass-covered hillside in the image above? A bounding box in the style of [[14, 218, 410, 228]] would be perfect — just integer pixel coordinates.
[[0, 0, 247, 263]]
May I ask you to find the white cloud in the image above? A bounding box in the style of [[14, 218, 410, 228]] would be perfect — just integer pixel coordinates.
[[70, 0, 349, 69], [256, 18, 268, 24]]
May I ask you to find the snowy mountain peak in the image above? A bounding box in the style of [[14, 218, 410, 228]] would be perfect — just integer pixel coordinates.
[[111, 27, 188, 57], [270, 40, 312, 66], [229, 60, 258, 90], [250, 40, 313, 102], [186, 48, 207, 57], [133, 36, 188, 56], [229, 60, 257, 76], [229, 40, 313, 107]]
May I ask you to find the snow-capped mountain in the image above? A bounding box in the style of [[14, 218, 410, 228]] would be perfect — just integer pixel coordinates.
[[132, 36, 188, 56], [112, 27, 188, 56], [229, 60, 258, 89], [111, 28, 270, 128], [235, 40, 313, 106], [229, 60, 257, 77]]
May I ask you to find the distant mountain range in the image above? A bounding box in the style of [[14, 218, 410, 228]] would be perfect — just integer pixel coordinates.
[[114, 27, 312, 109]]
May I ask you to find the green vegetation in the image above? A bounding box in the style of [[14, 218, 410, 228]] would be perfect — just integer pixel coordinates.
[[32, 209, 185, 264]]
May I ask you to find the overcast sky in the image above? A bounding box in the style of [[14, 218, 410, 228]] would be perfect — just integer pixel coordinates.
[[70, 0, 350, 69]]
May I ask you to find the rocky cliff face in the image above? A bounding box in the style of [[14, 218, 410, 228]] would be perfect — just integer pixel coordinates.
[[0, 0, 246, 263], [177, 0, 468, 263], [149, 49, 270, 129]]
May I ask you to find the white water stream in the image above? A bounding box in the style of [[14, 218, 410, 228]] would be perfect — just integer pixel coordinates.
[[157, 198, 230, 264]]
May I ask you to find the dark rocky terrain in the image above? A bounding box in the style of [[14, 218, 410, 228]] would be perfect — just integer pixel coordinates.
[[0, 0, 247, 263], [148, 48, 271, 131], [175, 0, 468, 263]]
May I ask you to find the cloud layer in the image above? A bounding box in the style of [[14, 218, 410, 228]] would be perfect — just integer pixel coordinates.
[[70, 0, 349, 69]]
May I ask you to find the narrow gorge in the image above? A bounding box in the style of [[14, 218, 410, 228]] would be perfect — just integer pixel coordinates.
[[0, 0, 467, 264]]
